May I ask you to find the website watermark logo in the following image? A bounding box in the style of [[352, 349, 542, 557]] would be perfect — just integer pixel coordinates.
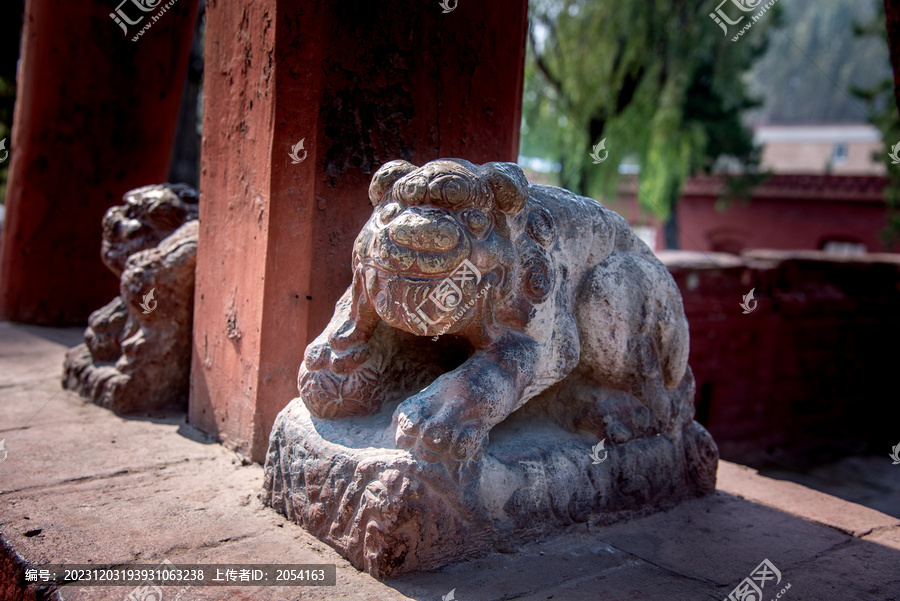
[[122, 559, 191, 601], [125, 559, 172, 601], [740, 288, 757, 314], [110, 0, 160, 35], [0, 439, 7, 463], [724, 558, 790, 601], [890, 442, 900, 465], [0, 138, 8, 163], [110, 0, 181, 42], [125, 583, 162, 601], [404, 259, 491, 340], [427, 282, 491, 340], [442, 589, 457, 601], [140, 288, 158, 314], [589, 138, 609, 164], [709, 0, 778, 42], [289, 139, 308, 164], [589, 439, 608, 464], [438, 0, 458, 14], [888, 141, 900, 165]]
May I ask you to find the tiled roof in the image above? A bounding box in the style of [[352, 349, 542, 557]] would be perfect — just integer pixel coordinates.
[[681, 174, 887, 203]]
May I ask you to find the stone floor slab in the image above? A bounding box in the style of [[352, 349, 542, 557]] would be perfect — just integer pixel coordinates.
[[1, 322, 899, 601], [785, 538, 900, 601], [592, 492, 848, 587]]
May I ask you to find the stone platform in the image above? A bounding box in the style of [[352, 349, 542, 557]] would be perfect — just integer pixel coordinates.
[[2, 322, 899, 600], [264, 398, 718, 578]]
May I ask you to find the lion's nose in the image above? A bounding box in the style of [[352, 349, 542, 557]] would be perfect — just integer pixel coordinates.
[[388, 212, 460, 251]]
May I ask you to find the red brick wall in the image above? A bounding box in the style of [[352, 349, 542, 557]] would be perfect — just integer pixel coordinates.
[[661, 250, 900, 463], [675, 175, 891, 254]]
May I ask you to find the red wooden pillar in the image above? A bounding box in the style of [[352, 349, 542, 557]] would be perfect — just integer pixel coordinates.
[[0, 0, 199, 324], [191, 0, 529, 461]]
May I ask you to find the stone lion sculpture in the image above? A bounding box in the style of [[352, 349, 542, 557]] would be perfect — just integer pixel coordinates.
[[266, 158, 718, 577], [298, 158, 694, 463], [63, 183, 199, 413]]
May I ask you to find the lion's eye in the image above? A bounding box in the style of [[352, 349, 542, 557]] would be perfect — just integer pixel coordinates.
[[118, 218, 143, 237], [461, 209, 490, 235], [377, 202, 403, 226], [429, 176, 469, 206], [399, 177, 427, 205]]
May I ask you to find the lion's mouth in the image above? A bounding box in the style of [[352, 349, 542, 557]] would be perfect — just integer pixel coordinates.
[[360, 263, 486, 337]]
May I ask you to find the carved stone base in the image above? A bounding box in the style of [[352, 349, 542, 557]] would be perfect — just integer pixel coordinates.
[[263, 399, 718, 578], [63, 329, 190, 413]]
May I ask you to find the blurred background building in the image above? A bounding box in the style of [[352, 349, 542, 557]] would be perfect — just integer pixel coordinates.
[[755, 123, 884, 175]]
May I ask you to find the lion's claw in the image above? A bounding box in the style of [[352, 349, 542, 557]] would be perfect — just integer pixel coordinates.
[[393, 393, 491, 463], [331, 346, 370, 374], [298, 334, 383, 418]]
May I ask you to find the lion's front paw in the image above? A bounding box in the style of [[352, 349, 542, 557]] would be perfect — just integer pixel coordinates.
[[392, 391, 490, 463], [84, 297, 129, 361], [305, 338, 370, 374], [299, 340, 383, 418]]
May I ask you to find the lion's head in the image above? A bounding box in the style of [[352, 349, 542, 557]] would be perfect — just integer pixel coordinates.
[[352, 160, 530, 337], [101, 183, 199, 276]]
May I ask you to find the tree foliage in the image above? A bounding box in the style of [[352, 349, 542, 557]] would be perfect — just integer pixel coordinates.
[[853, 0, 900, 250], [521, 0, 778, 225]]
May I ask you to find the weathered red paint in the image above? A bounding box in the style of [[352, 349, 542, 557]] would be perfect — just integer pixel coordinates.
[[191, 0, 529, 461], [0, 0, 199, 324]]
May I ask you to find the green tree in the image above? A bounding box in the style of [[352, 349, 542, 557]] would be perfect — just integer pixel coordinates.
[[853, 0, 900, 250], [521, 0, 779, 247]]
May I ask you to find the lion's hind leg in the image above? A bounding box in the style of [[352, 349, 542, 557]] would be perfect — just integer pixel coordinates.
[[522, 375, 653, 444], [573, 252, 689, 432]]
